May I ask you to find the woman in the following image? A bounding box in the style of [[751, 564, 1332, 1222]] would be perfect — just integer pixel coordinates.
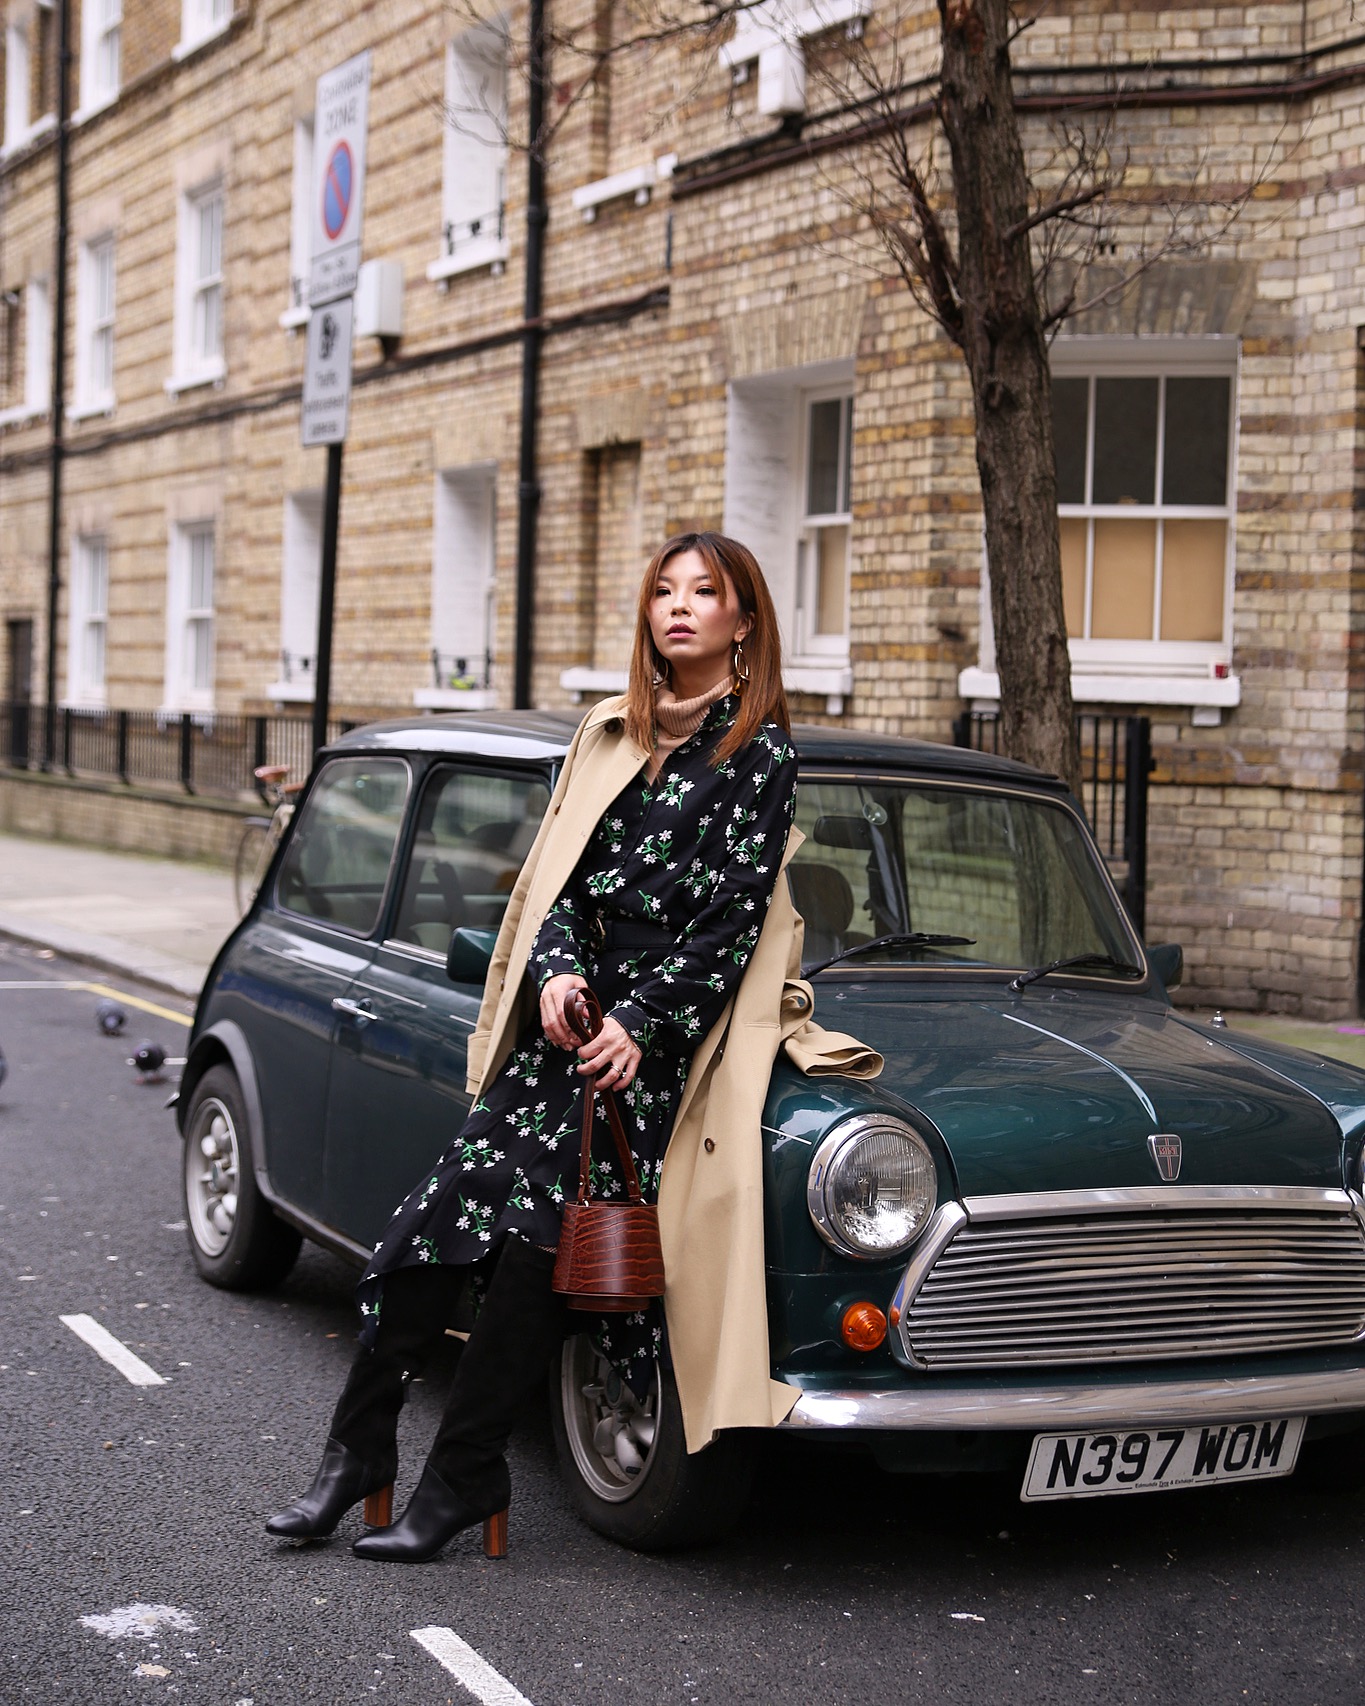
[[266, 531, 809, 1563]]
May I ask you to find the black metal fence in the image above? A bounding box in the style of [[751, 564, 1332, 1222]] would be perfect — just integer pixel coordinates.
[[1, 704, 353, 800], [952, 710, 1153, 935]]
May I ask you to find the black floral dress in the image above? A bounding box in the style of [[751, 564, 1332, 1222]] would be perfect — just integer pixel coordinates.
[[355, 694, 799, 1392]]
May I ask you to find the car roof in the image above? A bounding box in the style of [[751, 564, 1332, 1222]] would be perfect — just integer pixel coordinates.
[[326, 711, 1065, 791]]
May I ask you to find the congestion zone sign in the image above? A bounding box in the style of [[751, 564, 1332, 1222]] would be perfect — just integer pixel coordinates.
[[308, 49, 372, 307]]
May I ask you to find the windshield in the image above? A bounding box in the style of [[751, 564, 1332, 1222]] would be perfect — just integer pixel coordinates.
[[790, 777, 1139, 977]]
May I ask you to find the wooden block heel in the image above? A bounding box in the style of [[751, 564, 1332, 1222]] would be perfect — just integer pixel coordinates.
[[482, 1508, 508, 1559], [363, 1484, 394, 1528]]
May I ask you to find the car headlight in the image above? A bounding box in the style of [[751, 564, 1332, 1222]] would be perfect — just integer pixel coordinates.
[[807, 1115, 938, 1261]]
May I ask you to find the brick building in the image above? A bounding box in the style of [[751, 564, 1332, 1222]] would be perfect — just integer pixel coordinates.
[[0, 0, 1362, 1015]]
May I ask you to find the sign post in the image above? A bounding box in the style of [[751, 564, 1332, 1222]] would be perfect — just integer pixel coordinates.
[[301, 49, 371, 759]]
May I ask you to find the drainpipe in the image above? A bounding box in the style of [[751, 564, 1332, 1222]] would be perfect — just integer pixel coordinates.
[[512, 0, 546, 709], [43, 0, 72, 767]]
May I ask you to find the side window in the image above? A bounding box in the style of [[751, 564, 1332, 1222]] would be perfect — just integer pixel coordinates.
[[392, 767, 551, 953], [277, 757, 410, 935]]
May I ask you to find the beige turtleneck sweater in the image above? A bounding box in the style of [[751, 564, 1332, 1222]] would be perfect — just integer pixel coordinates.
[[648, 677, 732, 782]]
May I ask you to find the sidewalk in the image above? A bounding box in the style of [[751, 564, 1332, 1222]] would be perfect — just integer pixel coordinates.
[[1, 827, 1364, 1067], [0, 831, 238, 999]]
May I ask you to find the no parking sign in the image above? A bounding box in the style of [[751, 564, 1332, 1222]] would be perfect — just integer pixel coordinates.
[[308, 50, 372, 307]]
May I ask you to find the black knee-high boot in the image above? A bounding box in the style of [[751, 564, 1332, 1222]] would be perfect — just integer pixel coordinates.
[[266, 1264, 465, 1540], [352, 1238, 568, 1562]]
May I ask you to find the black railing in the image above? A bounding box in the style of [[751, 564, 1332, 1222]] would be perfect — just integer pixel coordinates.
[[952, 711, 1153, 935], [1, 704, 355, 800], [431, 647, 493, 691]]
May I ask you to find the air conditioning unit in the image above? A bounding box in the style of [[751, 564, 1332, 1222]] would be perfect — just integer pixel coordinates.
[[757, 41, 805, 116], [355, 259, 404, 341]]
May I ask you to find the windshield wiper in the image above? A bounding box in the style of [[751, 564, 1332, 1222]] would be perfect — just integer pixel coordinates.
[[805, 932, 977, 977], [1010, 952, 1144, 992]]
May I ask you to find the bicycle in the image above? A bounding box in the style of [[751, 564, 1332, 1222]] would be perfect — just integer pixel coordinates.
[[234, 765, 303, 915]]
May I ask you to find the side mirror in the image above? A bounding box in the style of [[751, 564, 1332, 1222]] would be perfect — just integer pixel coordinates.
[[1147, 942, 1183, 990], [446, 926, 498, 985]]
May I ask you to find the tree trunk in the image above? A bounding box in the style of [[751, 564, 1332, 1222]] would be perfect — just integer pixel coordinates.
[[936, 0, 1081, 797]]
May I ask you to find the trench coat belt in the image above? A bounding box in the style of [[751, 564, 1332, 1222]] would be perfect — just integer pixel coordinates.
[[587, 910, 674, 953]]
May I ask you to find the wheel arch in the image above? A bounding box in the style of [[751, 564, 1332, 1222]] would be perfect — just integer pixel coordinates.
[[179, 1021, 276, 1204]]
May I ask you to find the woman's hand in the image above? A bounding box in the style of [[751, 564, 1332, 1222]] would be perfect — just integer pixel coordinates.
[[575, 1015, 643, 1091], [540, 973, 589, 1050]]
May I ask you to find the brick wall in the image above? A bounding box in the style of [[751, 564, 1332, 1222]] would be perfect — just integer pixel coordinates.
[[2, 0, 1364, 1011]]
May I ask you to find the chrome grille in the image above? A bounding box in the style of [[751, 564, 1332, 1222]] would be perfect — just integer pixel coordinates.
[[900, 1207, 1365, 1369]]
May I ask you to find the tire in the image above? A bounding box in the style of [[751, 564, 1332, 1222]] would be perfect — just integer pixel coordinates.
[[233, 818, 273, 915], [549, 1332, 754, 1551], [181, 1064, 302, 1290]]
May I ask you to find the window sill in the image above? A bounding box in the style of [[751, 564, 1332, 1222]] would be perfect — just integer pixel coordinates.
[[959, 665, 1242, 712], [1, 112, 57, 160], [157, 702, 217, 723], [278, 304, 310, 331], [413, 687, 497, 711], [560, 667, 626, 702], [69, 399, 116, 424], [61, 694, 110, 712], [265, 680, 313, 704], [426, 241, 509, 284], [72, 93, 118, 126], [561, 663, 853, 716], [172, 18, 232, 60], [164, 363, 226, 398], [784, 662, 852, 714], [572, 155, 676, 222], [0, 403, 47, 430]]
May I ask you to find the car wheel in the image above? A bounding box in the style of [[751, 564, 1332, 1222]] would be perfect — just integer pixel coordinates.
[[549, 1332, 753, 1551], [182, 1064, 302, 1290]]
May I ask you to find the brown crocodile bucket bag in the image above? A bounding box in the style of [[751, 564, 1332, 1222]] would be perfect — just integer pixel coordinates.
[[552, 986, 666, 1313]]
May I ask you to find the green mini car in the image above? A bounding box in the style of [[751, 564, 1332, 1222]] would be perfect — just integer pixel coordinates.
[[175, 713, 1365, 1547]]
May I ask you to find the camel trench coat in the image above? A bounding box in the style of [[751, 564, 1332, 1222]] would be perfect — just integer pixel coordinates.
[[466, 695, 883, 1453]]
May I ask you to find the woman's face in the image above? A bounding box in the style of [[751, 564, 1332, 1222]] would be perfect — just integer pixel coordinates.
[[646, 549, 752, 685]]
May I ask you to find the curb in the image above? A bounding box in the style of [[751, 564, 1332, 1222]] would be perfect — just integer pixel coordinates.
[[0, 913, 206, 1003]]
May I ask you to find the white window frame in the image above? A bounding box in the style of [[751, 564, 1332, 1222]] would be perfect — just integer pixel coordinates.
[[416, 464, 497, 710], [164, 521, 216, 712], [280, 114, 314, 330], [77, 0, 121, 117], [4, 20, 30, 152], [268, 490, 324, 703], [721, 358, 854, 713], [168, 182, 226, 394], [23, 276, 50, 413], [960, 335, 1242, 715], [67, 534, 110, 706], [426, 23, 510, 285], [73, 234, 116, 417], [175, 0, 232, 58], [795, 386, 854, 661]]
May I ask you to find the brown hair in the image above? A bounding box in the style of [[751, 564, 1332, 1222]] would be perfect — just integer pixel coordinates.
[[623, 531, 790, 766]]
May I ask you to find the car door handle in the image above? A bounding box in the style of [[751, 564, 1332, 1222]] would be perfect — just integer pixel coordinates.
[[332, 997, 374, 1025]]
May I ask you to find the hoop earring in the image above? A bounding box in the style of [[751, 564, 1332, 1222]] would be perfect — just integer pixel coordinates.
[[651, 657, 669, 688], [733, 640, 751, 685]]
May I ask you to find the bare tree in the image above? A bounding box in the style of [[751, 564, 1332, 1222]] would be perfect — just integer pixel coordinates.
[[438, 0, 1268, 796]]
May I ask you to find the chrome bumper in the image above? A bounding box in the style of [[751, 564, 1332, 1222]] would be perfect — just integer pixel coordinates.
[[782, 1367, 1365, 1433]]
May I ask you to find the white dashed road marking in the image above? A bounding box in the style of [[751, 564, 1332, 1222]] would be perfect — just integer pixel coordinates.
[[60, 1314, 167, 1387], [411, 1628, 535, 1705]]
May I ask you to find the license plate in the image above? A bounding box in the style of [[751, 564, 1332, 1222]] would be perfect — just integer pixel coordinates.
[[1021, 1416, 1305, 1502]]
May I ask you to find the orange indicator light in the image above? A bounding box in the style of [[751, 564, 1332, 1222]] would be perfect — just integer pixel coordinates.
[[841, 1301, 888, 1352]]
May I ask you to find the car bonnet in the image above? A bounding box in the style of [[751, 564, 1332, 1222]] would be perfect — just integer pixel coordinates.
[[816, 987, 1346, 1196]]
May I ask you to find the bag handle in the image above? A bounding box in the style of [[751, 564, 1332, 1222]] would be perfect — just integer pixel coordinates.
[[564, 986, 646, 1208]]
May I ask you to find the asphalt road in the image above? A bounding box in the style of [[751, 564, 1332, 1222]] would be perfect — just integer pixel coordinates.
[[2, 936, 1363, 1706]]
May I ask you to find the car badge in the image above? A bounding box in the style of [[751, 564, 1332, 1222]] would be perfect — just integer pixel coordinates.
[[1147, 1132, 1182, 1182]]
